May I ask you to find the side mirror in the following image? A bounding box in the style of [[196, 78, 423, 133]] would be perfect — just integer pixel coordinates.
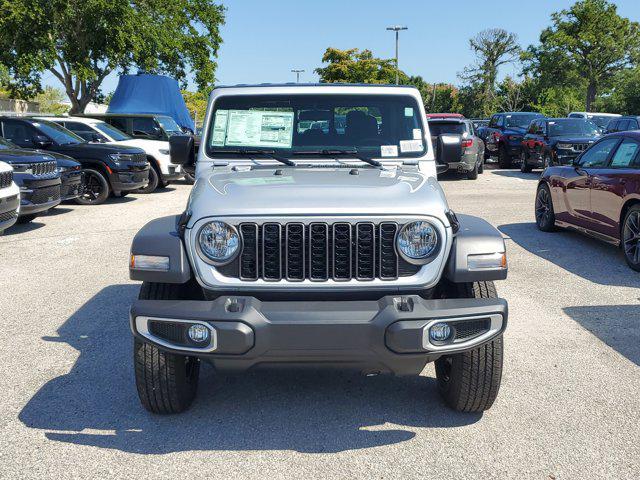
[[34, 135, 53, 149], [436, 134, 463, 166], [169, 135, 195, 166]]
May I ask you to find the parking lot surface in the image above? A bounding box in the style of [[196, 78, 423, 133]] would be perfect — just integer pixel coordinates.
[[1, 168, 638, 479]]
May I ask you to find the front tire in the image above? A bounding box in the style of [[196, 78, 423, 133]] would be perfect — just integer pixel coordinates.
[[520, 151, 532, 173], [138, 166, 159, 194], [435, 281, 504, 412], [75, 169, 110, 205], [498, 146, 511, 169], [535, 183, 556, 232], [134, 282, 201, 414], [467, 160, 479, 180], [622, 205, 640, 271]]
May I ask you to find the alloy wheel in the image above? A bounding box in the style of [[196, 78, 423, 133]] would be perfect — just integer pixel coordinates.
[[81, 172, 103, 202], [623, 210, 640, 267], [535, 188, 552, 226]]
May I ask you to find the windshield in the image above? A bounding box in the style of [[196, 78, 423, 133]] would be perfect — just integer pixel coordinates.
[[157, 116, 183, 136], [428, 122, 466, 136], [94, 121, 131, 141], [206, 93, 426, 159], [505, 114, 542, 128], [548, 119, 599, 137], [0, 137, 17, 150], [33, 120, 84, 145], [588, 115, 615, 128]]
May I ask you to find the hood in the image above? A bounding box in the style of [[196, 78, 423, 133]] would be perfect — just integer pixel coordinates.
[[0, 148, 59, 164], [550, 135, 599, 144], [187, 166, 450, 221], [114, 139, 168, 151], [56, 142, 146, 155]]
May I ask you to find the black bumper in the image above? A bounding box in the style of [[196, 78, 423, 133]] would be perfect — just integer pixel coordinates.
[[110, 167, 150, 193], [20, 177, 62, 215], [0, 193, 19, 231], [60, 171, 83, 201], [131, 295, 508, 375]]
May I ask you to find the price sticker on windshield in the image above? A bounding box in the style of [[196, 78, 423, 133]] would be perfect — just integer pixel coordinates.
[[381, 145, 398, 157], [400, 139, 423, 153]]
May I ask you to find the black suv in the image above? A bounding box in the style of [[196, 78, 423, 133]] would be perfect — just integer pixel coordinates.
[[520, 118, 600, 172], [0, 117, 149, 205], [605, 116, 640, 134], [0, 137, 62, 223], [84, 113, 185, 140]]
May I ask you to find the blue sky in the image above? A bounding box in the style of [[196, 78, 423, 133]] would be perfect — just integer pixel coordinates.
[[43, 0, 640, 95]]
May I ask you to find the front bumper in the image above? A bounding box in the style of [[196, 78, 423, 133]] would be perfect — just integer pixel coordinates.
[[162, 164, 184, 181], [60, 171, 83, 201], [20, 177, 62, 215], [131, 295, 508, 375], [110, 167, 150, 193], [0, 190, 20, 231]]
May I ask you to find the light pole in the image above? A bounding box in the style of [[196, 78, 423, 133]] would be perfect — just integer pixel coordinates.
[[291, 69, 305, 83], [386, 25, 407, 85]]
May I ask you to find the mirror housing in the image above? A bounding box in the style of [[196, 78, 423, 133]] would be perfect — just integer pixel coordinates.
[[169, 135, 195, 166], [34, 135, 53, 149]]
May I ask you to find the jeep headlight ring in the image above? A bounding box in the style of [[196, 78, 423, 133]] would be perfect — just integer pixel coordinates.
[[196, 221, 241, 265], [397, 221, 440, 264]]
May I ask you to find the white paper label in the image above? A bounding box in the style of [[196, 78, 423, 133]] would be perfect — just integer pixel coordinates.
[[381, 145, 398, 157], [224, 110, 294, 148], [404, 107, 414, 117], [400, 139, 423, 153], [413, 128, 422, 140]]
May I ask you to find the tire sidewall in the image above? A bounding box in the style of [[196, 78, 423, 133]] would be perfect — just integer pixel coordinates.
[[75, 168, 110, 205]]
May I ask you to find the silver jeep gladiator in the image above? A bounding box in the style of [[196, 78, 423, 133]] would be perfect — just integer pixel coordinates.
[[129, 84, 508, 414]]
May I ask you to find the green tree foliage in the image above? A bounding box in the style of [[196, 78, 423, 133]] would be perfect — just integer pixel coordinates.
[[315, 48, 401, 84], [34, 86, 69, 115], [182, 90, 209, 128], [523, 0, 640, 111], [594, 67, 640, 114], [0, 0, 225, 113]]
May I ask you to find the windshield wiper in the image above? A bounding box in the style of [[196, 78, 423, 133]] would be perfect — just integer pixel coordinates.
[[213, 148, 296, 166], [292, 149, 382, 167]]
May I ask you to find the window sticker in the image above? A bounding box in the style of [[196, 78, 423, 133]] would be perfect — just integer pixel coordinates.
[[224, 110, 294, 148], [404, 107, 414, 117], [211, 110, 229, 146], [381, 145, 398, 157], [400, 139, 424, 152], [611, 142, 638, 167], [413, 128, 422, 140]]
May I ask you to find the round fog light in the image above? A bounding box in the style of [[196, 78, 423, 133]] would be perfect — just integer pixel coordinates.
[[429, 323, 452, 342], [187, 324, 210, 343]]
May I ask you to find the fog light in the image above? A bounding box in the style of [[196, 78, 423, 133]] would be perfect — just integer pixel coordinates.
[[430, 323, 452, 342], [187, 324, 210, 343]]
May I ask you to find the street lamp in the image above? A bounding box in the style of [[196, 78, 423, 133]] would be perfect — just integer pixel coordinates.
[[386, 25, 408, 85], [291, 69, 305, 83]]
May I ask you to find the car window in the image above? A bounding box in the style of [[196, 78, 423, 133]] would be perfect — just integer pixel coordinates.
[[568, 113, 582, 119], [618, 120, 630, 131], [496, 116, 504, 127], [65, 121, 94, 133], [628, 119, 640, 130], [609, 139, 640, 168], [108, 117, 129, 132], [606, 120, 618, 132], [1, 120, 39, 147], [428, 122, 465, 136], [527, 121, 537, 134], [578, 138, 620, 168], [132, 117, 157, 135]]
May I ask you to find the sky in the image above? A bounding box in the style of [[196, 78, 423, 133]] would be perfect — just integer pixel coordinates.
[[42, 0, 640, 95]]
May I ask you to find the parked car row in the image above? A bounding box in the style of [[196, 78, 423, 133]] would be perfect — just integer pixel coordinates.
[[0, 114, 186, 234]]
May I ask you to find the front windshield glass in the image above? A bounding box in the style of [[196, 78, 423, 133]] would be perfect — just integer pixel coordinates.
[[588, 115, 615, 128], [505, 114, 542, 128], [33, 120, 84, 145], [206, 93, 426, 158], [548, 119, 599, 137], [0, 137, 17, 150], [94, 122, 131, 141], [157, 116, 183, 136]]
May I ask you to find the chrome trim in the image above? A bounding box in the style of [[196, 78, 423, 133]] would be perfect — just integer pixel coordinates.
[[135, 316, 218, 353], [421, 314, 503, 352], [195, 221, 242, 267]]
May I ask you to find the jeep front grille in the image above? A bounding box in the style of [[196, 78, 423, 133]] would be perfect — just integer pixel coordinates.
[[225, 221, 420, 282], [572, 143, 590, 152], [0, 170, 12, 188]]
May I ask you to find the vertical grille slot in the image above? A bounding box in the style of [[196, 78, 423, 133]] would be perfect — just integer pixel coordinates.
[[332, 223, 352, 280], [239, 223, 258, 280], [262, 223, 282, 280], [309, 223, 329, 281], [285, 223, 305, 281], [379, 223, 398, 279], [356, 223, 375, 280]]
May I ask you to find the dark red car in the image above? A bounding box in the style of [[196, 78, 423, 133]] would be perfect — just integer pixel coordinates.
[[535, 131, 640, 271]]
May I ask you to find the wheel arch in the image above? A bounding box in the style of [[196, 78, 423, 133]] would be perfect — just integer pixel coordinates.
[[619, 198, 640, 239]]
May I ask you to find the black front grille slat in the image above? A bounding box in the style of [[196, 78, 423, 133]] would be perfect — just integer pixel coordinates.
[[0, 171, 13, 188], [30, 185, 61, 204], [332, 223, 352, 280], [285, 223, 305, 281], [356, 223, 375, 280], [239, 223, 258, 280], [309, 223, 329, 281], [453, 319, 491, 342], [379, 223, 398, 279], [262, 223, 282, 280]]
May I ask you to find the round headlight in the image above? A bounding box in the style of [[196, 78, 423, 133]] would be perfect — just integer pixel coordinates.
[[197, 221, 240, 264], [397, 221, 439, 262]]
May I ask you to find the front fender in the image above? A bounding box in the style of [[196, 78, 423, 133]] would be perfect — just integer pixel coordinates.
[[129, 215, 192, 283]]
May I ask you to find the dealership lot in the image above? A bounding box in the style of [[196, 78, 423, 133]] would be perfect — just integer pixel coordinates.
[[0, 168, 638, 479]]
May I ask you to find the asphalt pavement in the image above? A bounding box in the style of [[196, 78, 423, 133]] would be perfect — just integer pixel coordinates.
[[0, 166, 638, 479]]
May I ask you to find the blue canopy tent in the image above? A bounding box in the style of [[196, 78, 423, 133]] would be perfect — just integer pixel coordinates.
[[107, 74, 196, 132]]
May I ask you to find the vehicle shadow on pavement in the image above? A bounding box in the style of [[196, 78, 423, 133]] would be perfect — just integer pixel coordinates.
[[19, 285, 480, 454], [499, 222, 638, 288], [563, 305, 640, 366], [3, 221, 46, 236]]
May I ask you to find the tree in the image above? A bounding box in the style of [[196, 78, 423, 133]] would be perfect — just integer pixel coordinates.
[[34, 86, 69, 114], [182, 90, 209, 128], [524, 0, 640, 111], [0, 0, 225, 114], [459, 29, 521, 116], [315, 48, 401, 84], [594, 67, 640, 114]]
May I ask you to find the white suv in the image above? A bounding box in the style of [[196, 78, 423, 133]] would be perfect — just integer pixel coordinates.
[[38, 116, 184, 193], [0, 161, 20, 233]]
